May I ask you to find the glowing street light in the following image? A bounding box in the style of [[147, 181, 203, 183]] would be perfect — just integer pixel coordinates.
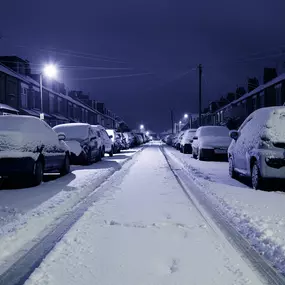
[[140, 124, 144, 130], [179, 121, 182, 124], [40, 64, 58, 118], [43, 64, 58, 79], [184, 113, 188, 119], [146, 131, 150, 136]]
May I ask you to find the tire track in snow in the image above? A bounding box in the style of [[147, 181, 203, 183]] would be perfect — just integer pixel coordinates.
[[160, 145, 285, 285]]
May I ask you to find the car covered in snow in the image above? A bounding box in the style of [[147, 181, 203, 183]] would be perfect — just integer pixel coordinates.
[[0, 115, 70, 186], [174, 131, 185, 150], [53, 123, 101, 165], [123, 132, 135, 148], [180, 129, 197, 154], [91, 125, 114, 157], [106, 129, 121, 153], [192, 126, 231, 160], [228, 107, 285, 189]]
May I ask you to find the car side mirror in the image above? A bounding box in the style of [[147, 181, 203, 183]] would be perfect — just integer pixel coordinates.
[[58, 132, 66, 141], [193, 136, 198, 140], [229, 130, 240, 141], [109, 135, 113, 139]]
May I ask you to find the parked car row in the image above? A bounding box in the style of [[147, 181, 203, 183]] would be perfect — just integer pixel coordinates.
[[163, 107, 285, 190], [0, 115, 141, 188], [163, 126, 231, 161]]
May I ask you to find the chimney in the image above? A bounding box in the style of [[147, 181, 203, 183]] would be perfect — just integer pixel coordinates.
[[263, 67, 277, 84]]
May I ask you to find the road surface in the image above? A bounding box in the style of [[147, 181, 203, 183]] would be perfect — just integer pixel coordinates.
[[19, 142, 269, 285]]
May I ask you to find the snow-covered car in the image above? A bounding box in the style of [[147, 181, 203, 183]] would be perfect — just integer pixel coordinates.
[[165, 134, 174, 146], [117, 133, 128, 150], [228, 106, 285, 190], [53, 123, 101, 165], [192, 126, 231, 160], [135, 134, 144, 145], [175, 131, 185, 150], [92, 125, 114, 156], [106, 129, 121, 153], [123, 132, 135, 148], [0, 115, 70, 186], [180, 129, 197, 154]]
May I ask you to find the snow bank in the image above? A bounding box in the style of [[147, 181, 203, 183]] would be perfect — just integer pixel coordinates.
[[0, 150, 140, 270]]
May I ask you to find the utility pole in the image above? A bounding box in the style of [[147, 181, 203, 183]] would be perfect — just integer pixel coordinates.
[[198, 64, 202, 126], [171, 110, 174, 134]]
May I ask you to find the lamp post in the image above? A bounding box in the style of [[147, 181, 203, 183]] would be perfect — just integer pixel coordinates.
[[40, 64, 58, 119], [184, 113, 192, 129], [140, 124, 144, 132]]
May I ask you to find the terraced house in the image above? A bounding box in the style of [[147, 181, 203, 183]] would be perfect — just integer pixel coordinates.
[[0, 56, 123, 128], [192, 68, 285, 129]]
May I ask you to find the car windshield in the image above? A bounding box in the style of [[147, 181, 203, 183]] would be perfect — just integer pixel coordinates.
[[200, 127, 229, 137], [53, 125, 88, 141]]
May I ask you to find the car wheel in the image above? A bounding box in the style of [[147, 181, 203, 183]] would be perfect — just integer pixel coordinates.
[[109, 147, 114, 157], [198, 148, 204, 161], [101, 147, 105, 158], [31, 160, 43, 186], [86, 149, 93, 165], [60, 154, 70, 176], [251, 162, 264, 190], [192, 149, 197, 159], [229, 156, 238, 179], [96, 149, 102, 162]]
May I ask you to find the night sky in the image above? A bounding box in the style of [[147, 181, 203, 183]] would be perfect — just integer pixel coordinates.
[[1, 0, 285, 132]]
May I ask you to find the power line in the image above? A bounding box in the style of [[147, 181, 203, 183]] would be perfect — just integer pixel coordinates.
[[70, 72, 153, 81]]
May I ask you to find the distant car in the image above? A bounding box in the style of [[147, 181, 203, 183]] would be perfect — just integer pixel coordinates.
[[106, 129, 121, 153], [123, 132, 135, 148], [175, 131, 185, 150], [136, 134, 144, 145], [53, 123, 101, 165], [180, 129, 197, 154], [192, 126, 231, 160], [165, 134, 174, 146], [0, 115, 70, 186], [228, 107, 285, 190], [117, 133, 128, 150], [91, 125, 114, 157]]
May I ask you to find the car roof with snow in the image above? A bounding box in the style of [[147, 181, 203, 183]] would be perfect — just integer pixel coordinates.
[[240, 106, 285, 142], [0, 115, 46, 131]]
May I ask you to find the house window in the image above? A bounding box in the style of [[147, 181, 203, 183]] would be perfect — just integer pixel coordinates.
[[276, 84, 282, 105], [252, 96, 257, 111], [49, 94, 55, 113], [58, 97, 63, 113], [68, 102, 73, 118], [259, 92, 265, 107], [21, 87, 28, 108]]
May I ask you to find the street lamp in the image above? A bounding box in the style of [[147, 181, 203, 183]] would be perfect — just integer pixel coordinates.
[[140, 124, 144, 131], [184, 113, 188, 119], [146, 131, 150, 136], [40, 64, 58, 119]]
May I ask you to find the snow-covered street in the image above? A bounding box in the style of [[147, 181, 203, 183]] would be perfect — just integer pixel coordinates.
[[20, 142, 266, 285], [2, 142, 285, 284]]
